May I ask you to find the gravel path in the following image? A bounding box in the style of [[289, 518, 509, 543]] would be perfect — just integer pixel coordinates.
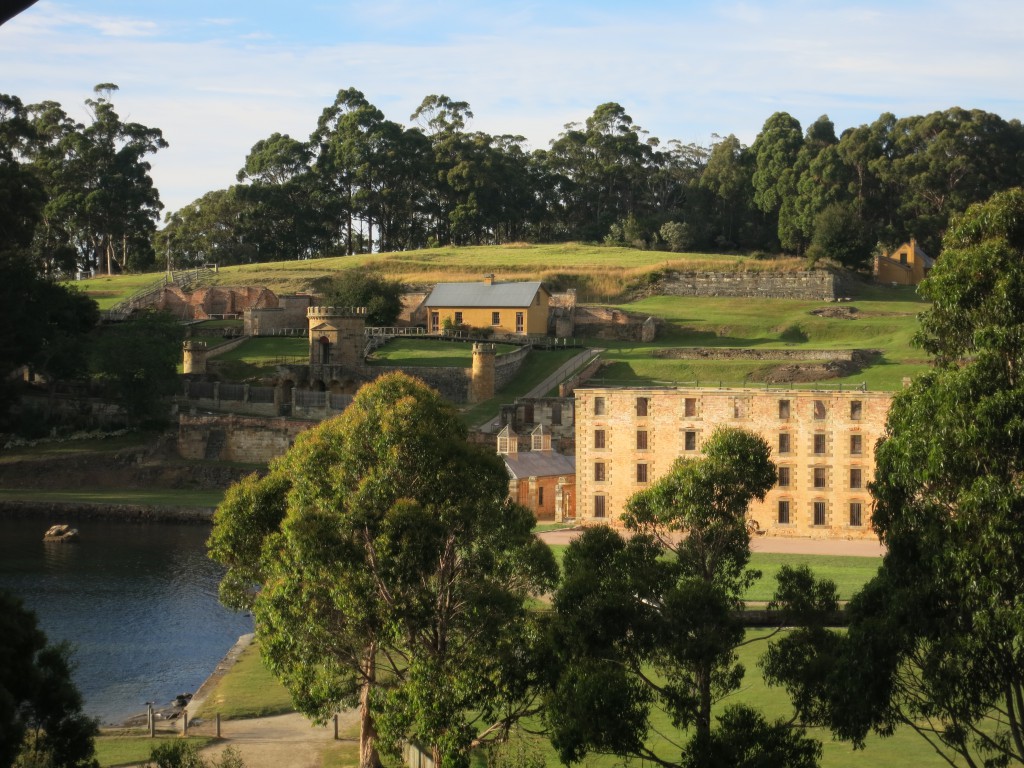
[[193, 711, 355, 768]]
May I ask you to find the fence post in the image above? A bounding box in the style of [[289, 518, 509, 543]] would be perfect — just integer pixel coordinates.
[[181, 710, 188, 735], [334, 713, 339, 740], [216, 713, 221, 738], [147, 703, 154, 738]]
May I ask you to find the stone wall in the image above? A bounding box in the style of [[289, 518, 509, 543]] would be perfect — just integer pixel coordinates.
[[154, 285, 277, 320], [573, 307, 659, 341], [652, 348, 863, 362], [367, 365, 470, 402], [493, 345, 532, 390], [650, 270, 847, 300], [244, 294, 314, 336], [178, 413, 312, 464]]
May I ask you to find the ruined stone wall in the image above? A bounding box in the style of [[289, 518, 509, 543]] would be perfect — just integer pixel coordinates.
[[573, 307, 659, 341], [651, 270, 844, 300], [245, 294, 314, 335], [178, 413, 312, 464], [154, 286, 277, 320]]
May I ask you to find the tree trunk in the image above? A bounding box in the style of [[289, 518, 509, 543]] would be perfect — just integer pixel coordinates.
[[359, 644, 382, 768]]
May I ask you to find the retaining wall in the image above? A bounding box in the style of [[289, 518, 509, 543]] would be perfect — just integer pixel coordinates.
[[651, 270, 847, 300]]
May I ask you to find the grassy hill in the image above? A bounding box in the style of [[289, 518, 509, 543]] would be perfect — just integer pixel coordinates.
[[72, 244, 927, 391], [74, 243, 806, 306]]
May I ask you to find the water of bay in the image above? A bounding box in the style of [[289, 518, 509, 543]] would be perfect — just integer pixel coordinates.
[[0, 517, 253, 725]]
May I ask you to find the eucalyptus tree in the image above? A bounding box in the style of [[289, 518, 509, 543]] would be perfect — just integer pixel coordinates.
[[698, 134, 758, 248], [209, 373, 557, 768], [751, 111, 803, 249], [545, 102, 659, 242], [546, 428, 820, 768], [235, 132, 336, 260], [156, 188, 258, 268], [764, 188, 1024, 768], [28, 84, 168, 274]]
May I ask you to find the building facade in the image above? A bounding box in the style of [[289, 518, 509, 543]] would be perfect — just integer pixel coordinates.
[[422, 276, 550, 336], [875, 238, 935, 285], [498, 425, 576, 522], [575, 386, 892, 539]]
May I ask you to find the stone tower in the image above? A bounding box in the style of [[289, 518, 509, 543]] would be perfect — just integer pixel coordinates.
[[307, 307, 367, 369], [469, 342, 496, 404], [182, 340, 210, 374]]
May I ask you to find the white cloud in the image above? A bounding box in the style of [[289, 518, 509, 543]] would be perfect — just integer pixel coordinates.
[[2, 0, 1023, 214]]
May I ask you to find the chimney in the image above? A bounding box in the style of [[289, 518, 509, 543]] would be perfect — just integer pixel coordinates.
[[483, 274, 495, 286]]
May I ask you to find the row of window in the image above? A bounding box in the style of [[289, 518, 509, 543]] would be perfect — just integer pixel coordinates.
[[590, 496, 866, 527], [596, 395, 866, 421], [592, 428, 865, 456], [592, 463, 865, 490], [777, 499, 865, 527], [450, 311, 526, 327], [778, 466, 864, 489]]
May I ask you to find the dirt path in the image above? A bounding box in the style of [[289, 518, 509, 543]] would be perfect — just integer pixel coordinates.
[[192, 711, 356, 768], [537, 527, 885, 557]]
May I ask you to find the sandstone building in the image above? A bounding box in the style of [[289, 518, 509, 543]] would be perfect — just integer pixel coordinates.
[[574, 386, 892, 539], [497, 425, 576, 522]]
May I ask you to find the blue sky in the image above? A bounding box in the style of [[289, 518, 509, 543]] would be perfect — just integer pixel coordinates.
[[2, 0, 1023, 215]]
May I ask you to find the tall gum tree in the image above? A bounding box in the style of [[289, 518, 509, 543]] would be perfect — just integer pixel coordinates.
[[208, 373, 557, 768], [545, 428, 821, 768]]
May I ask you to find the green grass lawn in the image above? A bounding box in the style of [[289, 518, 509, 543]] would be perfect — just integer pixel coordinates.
[[367, 339, 518, 367], [193, 641, 294, 721], [0, 487, 224, 507], [210, 336, 308, 380], [588, 288, 928, 391], [545, 545, 881, 602], [93, 734, 212, 768], [0, 431, 157, 463]]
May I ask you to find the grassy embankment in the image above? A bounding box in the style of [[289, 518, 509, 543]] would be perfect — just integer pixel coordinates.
[[73, 243, 802, 308]]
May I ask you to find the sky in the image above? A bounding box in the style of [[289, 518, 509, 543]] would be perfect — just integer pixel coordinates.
[[2, 0, 1023, 216]]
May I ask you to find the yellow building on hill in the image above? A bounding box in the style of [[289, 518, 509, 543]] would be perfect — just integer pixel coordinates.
[[875, 238, 935, 285], [422, 275, 550, 336], [574, 386, 892, 539]]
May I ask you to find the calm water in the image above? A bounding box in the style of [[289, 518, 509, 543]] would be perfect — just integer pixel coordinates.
[[0, 517, 253, 725]]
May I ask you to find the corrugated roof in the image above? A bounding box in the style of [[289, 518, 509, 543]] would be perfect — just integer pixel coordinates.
[[502, 451, 576, 480], [424, 281, 543, 308]]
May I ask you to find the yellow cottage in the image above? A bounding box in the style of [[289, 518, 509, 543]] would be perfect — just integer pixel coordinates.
[[874, 238, 935, 286], [423, 275, 550, 336]]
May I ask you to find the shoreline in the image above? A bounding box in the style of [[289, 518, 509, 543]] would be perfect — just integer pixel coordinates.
[[185, 633, 255, 722], [0, 499, 215, 523]]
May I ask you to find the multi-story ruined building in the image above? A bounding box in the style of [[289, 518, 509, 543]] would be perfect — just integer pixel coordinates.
[[574, 386, 892, 539]]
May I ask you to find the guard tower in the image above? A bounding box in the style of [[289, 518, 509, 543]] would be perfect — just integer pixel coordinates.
[[307, 307, 367, 369]]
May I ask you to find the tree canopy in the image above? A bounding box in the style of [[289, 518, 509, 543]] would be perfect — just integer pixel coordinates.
[[763, 187, 1024, 767], [0, 589, 98, 768], [209, 373, 557, 768]]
